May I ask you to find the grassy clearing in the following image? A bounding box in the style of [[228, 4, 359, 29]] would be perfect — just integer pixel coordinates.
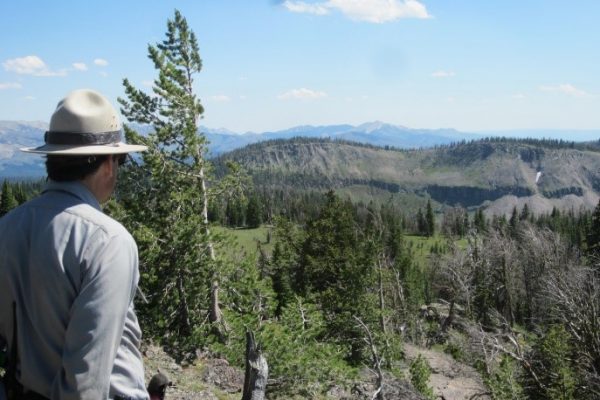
[[214, 225, 468, 272], [404, 235, 444, 269], [213, 225, 274, 260], [404, 234, 468, 269]]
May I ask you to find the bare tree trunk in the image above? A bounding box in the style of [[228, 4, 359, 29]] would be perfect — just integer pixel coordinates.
[[197, 156, 226, 337], [242, 331, 268, 400], [209, 281, 221, 323], [393, 268, 407, 317], [441, 299, 455, 334], [209, 280, 228, 343]]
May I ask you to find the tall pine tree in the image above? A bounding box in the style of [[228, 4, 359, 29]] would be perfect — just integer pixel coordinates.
[[118, 10, 221, 341], [246, 194, 262, 228], [426, 199, 435, 237], [299, 190, 376, 363]]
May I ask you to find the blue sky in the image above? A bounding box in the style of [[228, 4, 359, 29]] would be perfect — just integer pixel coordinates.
[[1, 0, 599, 133]]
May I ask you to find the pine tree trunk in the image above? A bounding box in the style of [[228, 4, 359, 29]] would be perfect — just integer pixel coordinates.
[[199, 163, 216, 261], [378, 258, 387, 335], [176, 267, 191, 336]]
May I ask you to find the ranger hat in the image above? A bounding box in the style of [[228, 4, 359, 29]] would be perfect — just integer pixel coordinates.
[[21, 89, 147, 155]]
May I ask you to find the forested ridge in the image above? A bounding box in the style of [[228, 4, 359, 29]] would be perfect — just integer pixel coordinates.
[[213, 135, 600, 217], [2, 11, 600, 400]]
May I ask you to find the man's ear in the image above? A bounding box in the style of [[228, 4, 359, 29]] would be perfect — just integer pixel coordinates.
[[101, 155, 116, 177]]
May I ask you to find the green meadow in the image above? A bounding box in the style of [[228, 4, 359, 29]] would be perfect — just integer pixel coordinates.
[[216, 225, 467, 271]]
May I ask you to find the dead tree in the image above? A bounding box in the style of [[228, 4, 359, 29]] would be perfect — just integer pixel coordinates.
[[242, 331, 268, 400], [478, 311, 546, 392], [210, 281, 229, 343], [544, 265, 600, 395], [434, 241, 474, 318], [354, 316, 385, 400], [440, 299, 455, 335]]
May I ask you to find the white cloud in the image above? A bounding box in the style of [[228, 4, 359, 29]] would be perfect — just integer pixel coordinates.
[[3, 56, 45, 74], [431, 70, 455, 78], [283, 0, 329, 15], [99, 71, 108, 77], [211, 95, 231, 102], [512, 93, 526, 99], [3, 55, 66, 76], [329, 0, 430, 22], [278, 88, 327, 100], [0, 82, 22, 90], [142, 80, 154, 87], [540, 83, 588, 97], [94, 58, 109, 66], [72, 62, 88, 71], [284, 0, 431, 22], [23, 96, 35, 101]]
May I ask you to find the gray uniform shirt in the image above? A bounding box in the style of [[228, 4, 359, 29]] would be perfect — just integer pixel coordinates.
[[0, 181, 148, 399]]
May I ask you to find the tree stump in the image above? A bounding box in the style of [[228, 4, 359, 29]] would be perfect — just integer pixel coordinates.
[[242, 331, 268, 400]]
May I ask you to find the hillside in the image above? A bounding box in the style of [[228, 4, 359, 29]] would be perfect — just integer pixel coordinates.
[[216, 137, 600, 215]]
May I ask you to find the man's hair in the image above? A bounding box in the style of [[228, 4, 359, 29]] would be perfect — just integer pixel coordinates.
[[46, 155, 108, 182]]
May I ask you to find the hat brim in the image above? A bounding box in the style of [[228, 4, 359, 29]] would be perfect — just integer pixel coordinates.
[[21, 142, 148, 155]]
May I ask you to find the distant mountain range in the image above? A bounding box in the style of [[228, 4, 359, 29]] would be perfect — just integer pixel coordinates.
[[1, 120, 599, 179], [203, 121, 484, 155], [0, 121, 48, 177]]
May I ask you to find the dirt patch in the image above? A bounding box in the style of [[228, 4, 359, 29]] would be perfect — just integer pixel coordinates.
[[404, 343, 490, 400]]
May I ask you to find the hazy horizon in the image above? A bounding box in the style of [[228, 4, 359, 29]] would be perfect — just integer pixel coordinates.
[[2, 119, 600, 143]]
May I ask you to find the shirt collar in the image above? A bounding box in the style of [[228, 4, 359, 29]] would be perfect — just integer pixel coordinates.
[[43, 180, 102, 211]]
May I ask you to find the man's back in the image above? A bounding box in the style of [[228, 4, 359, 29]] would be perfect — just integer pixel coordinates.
[[0, 181, 147, 399]]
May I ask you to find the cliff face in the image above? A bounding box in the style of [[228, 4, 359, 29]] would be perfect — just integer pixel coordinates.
[[218, 138, 600, 213]]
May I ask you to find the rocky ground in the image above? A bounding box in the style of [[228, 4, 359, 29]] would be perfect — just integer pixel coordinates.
[[142, 339, 490, 400], [142, 343, 423, 399], [142, 344, 243, 400], [139, 302, 492, 399]]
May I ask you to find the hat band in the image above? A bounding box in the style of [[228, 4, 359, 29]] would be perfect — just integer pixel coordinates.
[[44, 130, 121, 145]]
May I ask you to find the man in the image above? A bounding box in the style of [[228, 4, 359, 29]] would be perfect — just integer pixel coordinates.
[[0, 89, 149, 399]]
